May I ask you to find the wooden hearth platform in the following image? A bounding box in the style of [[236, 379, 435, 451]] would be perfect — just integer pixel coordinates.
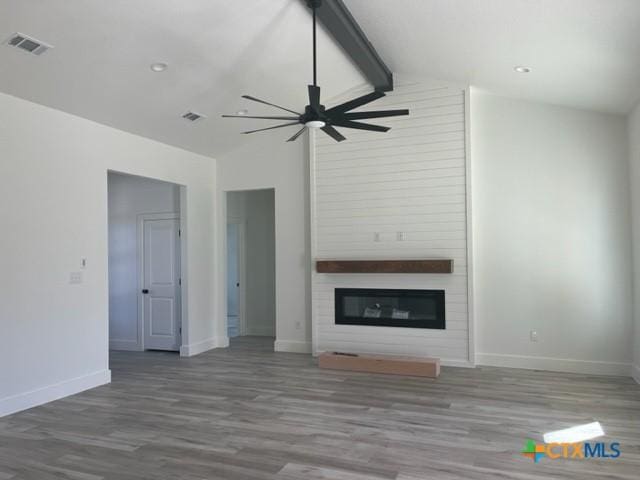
[[318, 352, 440, 378]]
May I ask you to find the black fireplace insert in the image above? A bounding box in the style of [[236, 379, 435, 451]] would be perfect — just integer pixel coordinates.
[[335, 288, 445, 329]]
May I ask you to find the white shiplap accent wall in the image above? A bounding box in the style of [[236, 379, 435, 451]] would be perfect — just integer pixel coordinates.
[[311, 77, 471, 366]]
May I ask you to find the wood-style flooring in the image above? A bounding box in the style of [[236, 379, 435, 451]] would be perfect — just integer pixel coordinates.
[[1, 336, 639, 479]]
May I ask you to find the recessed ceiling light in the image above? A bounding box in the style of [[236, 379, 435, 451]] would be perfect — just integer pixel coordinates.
[[150, 62, 168, 72], [514, 66, 531, 73], [236, 109, 248, 115]]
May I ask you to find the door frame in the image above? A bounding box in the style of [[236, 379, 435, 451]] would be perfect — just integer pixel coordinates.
[[227, 216, 247, 336], [137, 212, 182, 350]]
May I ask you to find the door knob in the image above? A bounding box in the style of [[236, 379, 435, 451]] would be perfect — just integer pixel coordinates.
[[142, 289, 149, 294]]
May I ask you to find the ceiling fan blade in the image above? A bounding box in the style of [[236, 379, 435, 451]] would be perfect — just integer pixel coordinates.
[[241, 95, 301, 115], [330, 119, 390, 132], [241, 122, 301, 134], [286, 127, 307, 142], [343, 109, 409, 120], [222, 115, 300, 120], [308, 85, 321, 110], [321, 125, 346, 142], [325, 91, 385, 115]]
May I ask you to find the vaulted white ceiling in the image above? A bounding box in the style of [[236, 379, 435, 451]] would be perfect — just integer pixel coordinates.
[[345, 0, 640, 114], [1, 1, 639, 159], [0, 0, 365, 157]]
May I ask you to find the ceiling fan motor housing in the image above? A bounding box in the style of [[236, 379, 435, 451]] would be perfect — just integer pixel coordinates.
[[304, 103, 326, 122]]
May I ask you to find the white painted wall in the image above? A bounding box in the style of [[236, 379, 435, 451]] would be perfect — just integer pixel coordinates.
[[471, 90, 633, 375], [216, 134, 311, 353], [629, 100, 640, 383], [227, 190, 276, 337], [311, 77, 471, 366], [0, 92, 218, 417], [108, 173, 180, 350]]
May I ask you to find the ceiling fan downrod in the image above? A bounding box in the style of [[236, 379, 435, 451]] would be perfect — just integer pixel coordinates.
[[307, 0, 322, 87]]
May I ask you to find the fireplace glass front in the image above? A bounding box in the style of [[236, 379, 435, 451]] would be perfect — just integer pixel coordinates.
[[335, 288, 445, 329]]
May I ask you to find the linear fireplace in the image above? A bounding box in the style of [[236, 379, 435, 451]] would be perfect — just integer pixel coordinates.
[[335, 288, 445, 329]]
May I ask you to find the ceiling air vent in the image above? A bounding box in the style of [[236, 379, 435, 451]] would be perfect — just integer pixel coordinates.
[[4, 32, 53, 55], [182, 111, 205, 122]]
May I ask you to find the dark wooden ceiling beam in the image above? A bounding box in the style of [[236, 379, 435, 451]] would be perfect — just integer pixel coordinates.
[[304, 0, 394, 92]]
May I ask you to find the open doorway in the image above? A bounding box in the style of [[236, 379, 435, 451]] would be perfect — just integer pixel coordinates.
[[226, 189, 275, 344], [108, 171, 184, 352]]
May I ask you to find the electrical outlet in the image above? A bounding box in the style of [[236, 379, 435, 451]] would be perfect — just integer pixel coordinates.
[[373, 232, 381, 242], [530, 330, 538, 342], [69, 272, 83, 284]]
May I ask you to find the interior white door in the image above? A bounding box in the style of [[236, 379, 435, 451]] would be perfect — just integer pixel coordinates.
[[143, 218, 181, 351], [227, 223, 240, 338]]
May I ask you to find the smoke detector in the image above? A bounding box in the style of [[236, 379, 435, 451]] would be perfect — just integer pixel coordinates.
[[4, 32, 53, 56]]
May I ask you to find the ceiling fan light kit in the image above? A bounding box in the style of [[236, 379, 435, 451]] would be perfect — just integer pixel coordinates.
[[222, 0, 409, 142]]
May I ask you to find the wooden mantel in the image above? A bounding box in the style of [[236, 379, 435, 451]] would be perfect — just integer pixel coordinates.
[[315, 259, 453, 274]]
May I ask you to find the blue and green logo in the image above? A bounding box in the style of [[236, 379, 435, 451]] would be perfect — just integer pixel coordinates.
[[521, 439, 620, 463]]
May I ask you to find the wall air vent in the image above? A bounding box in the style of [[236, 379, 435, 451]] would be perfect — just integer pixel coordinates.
[[182, 111, 205, 122], [4, 32, 53, 55]]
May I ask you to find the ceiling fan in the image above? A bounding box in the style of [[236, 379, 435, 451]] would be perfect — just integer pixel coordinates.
[[222, 0, 409, 142]]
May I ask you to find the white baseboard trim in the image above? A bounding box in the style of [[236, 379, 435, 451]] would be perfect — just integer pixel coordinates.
[[275, 339, 312, 354], [477, 353, 631, 376], [0, 369, 111, 418], [180, 336, 229, 357], [632, 364, 640, 384], [109, 339, 141, 351]]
